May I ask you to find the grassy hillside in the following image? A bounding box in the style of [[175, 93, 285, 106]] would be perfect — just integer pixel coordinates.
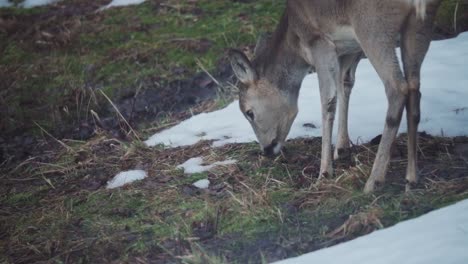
[[1, 0, 466, 143], [1, 133, 468, 263], [0, 0, 283, 142], [1, 0, 468, 263]]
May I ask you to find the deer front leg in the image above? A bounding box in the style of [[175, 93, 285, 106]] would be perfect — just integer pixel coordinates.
[[334, 53, 362, 161], [311, 40, 340, 178]]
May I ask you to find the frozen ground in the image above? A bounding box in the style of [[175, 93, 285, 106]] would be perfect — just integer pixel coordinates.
[[106, 170, 147, 189], [274, 199, 468, 264], [146, 33, 468, 148]]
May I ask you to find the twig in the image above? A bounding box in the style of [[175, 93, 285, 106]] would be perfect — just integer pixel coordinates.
[[454, 1, 459, 33], [34, 121, 73, 152], [370, 194, 386, 206], [195, 58, 221, 87], [239, 181, 262, 198], [129, 82, 143, 124], [283, 164, 294, 183], [417, 142, 426, 159], [99, 90, 141, 141], [11, 157, 38, 173], [41, 175, 56, 189], [226, 190, 245, 206]]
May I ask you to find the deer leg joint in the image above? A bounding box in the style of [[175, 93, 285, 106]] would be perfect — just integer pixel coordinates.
[[327, 96, 337, 113]]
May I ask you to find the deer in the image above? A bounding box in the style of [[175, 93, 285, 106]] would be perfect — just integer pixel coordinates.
[[228, 0, 442, 193]]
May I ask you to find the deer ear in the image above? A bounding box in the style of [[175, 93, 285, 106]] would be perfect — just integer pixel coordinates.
[[254, 32, 270, 57], [228, 49, 257, 84]]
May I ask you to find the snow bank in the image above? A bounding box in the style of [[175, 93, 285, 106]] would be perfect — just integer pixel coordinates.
[[177, 157, 236, 174], [101, 0, 146, 9], [0, 0, 59, 8], [21, 0, 59, 8], [106, 170, 147, 189], [146, 104, 254, 148], [0, 0, 12, 7], [146, 33, 468, 148], [273, 199, 468, 264], [0, 0, 146, 9]]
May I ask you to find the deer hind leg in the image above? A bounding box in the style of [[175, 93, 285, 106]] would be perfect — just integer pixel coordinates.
[[364, 61, 407, 193], [334, 52, 363, 162], [402, 2, 440, 191], [352, 20, 408, 193]]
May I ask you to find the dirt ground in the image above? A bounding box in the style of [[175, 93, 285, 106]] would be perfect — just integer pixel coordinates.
[[1, 0, 468, 263], [1, 131, 467, 263]]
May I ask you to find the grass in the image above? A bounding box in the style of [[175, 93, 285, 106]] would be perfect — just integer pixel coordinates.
[[0, 0, 284, 138], [2, 133, 468, 263], [1, 1, 466, 139], [1, 0, 468, 263]]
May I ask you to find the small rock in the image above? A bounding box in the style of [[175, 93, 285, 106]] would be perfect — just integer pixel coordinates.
[[303, 123, 317, 129]]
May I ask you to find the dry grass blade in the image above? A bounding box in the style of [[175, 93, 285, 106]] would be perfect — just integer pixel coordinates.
[[99, 90, 141, 141], [195, 58, 220, 87], [34, 121, 74, 152], [195, 58, 239, 97], [10, 157, 38, 173], [327, 208, 384, 238], [454, 1, 459, 32]]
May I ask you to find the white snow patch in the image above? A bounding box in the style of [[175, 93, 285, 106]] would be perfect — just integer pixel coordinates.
[[0, 0, 12, 7], [273, 199, 468, 264], [21, 0, 59, 8], [1, 0, 144, 9], [100, 0, 146, 10], [145, 33, 468, 148], [193, 179, 210, 189], [177, 157, 236, 174], [106, 170, 147, 189], [0, 0, 59, 8]]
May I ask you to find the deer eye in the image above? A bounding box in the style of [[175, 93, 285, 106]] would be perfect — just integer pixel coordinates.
[[245, 110, 255, 121]]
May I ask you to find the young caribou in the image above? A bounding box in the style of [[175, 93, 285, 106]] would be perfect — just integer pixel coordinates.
[[228, 0, 442, 193]]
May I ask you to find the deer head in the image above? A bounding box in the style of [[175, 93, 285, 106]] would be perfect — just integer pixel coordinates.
[[228, 35, 305, 156]]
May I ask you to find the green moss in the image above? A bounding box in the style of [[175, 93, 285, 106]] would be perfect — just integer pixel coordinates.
[[4, 191, 39, 206], [268, 189, 295, 205], [219, 205, 279, 237], [0, 44, 31, 64]]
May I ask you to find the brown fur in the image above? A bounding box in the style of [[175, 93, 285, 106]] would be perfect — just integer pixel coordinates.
[[229, 0, 442, 193]]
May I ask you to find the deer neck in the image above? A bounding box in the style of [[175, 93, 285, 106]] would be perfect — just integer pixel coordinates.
[[253, 13, 310, 99]]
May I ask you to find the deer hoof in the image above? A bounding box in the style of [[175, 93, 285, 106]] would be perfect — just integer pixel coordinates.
[[334, 147, 352, 164], [364, 179, 385, 194], [363, 181, 375, 194], [318, 169, 333, 180], [405, 180, 420, 193]]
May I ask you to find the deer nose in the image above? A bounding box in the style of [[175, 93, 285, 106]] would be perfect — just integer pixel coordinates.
[[263, 139, 279, 157]]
